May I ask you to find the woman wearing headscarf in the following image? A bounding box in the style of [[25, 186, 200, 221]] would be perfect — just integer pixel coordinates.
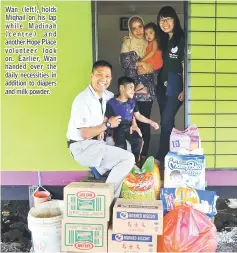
[[120, 15, 162, 162], [156, 6, 185, 164]]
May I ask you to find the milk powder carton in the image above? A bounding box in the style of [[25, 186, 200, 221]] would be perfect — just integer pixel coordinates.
[[61, 220, 108, 252], [170, 124, 201, 153], [164, 152, 205, 190], [108, 226, 157, 252], [64, 182, 114, 221], [160, 187, 218, 217], [113, 198, 163, 235]]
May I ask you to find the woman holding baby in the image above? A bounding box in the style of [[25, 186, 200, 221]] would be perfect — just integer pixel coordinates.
[[120, 15, 163, 163], [120, 6, 185, 166]]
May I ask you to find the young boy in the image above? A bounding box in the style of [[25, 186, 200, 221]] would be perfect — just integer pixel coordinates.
[[105, 76, 159, 164]]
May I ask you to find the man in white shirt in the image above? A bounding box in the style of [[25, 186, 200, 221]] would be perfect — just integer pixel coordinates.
[[104, 88, 114, 101], [66, 60, 135, 197]]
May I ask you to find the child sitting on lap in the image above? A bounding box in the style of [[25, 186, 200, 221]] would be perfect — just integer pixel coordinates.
[[104, 76, 159, 164]]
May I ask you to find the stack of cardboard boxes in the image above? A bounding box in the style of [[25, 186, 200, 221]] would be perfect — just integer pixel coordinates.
[[61, 182, 114, 252], [108, 198, 163, 252], [61, 182, 164, 253]]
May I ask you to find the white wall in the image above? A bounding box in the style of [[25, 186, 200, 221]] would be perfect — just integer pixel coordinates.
[[97, 2, 185, 155]]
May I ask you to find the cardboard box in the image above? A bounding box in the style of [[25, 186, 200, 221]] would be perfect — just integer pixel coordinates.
[[160, 187, 218, 217], [61, 220, 108, 252], [113, 199, 163, 235], [108, 226, 157, 252], [164, 152, 205, 190], [64, 182, 114, 221]]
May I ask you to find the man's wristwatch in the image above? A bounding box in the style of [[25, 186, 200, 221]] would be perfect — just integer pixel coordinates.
[[105, 121, 111, 129]]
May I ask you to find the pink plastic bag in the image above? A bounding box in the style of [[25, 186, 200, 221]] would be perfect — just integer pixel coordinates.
[[170, 124, 201, 153], [158, 206, 218, 252]]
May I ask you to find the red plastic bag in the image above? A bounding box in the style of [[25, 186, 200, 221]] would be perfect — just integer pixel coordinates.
[[158, 206, 217, 252]]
